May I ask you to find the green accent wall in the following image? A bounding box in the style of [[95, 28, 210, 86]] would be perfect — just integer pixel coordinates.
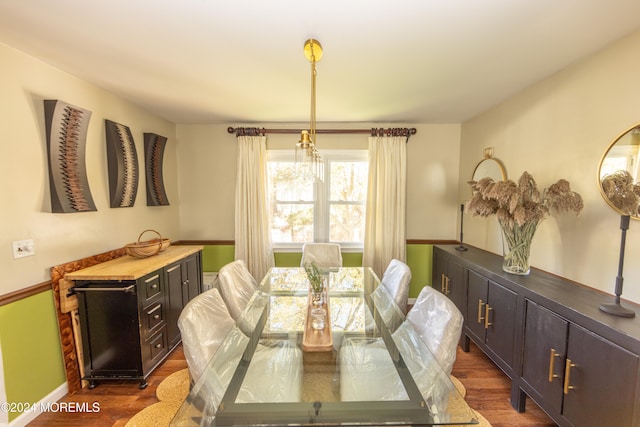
[[202, 244, 432, 298], [0, 291, 66, 422], [202, 245, 235, 272], [406, 243, 434, 297]]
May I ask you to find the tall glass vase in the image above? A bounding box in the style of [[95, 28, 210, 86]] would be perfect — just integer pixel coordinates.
[[500, 220, 538, 275]]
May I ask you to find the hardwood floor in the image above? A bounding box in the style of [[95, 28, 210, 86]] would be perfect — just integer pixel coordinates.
[[451, 342, 556, 427], [27, 346, 188, 427], [29, 342, 556, 427]]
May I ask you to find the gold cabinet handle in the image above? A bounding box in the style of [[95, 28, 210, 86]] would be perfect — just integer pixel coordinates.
[[563, 358, 576, 394], [441, 274, 446, 293], [477, 299, 485, 323], [548, 348, 561, 382], [484, 304, 493, 329], [445, 277, 451, 295]]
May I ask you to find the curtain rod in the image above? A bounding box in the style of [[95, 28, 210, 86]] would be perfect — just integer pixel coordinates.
[[227, 127, 417, 138]]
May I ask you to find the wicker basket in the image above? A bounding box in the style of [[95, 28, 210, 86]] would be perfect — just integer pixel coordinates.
[[124, 229, 171, 258]]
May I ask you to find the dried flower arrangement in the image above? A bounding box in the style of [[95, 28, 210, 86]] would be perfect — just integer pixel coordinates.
[[468, 171, 583, 274], [600, 170, 640, 216]]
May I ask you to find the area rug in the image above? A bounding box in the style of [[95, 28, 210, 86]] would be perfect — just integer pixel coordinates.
[[450, 375, 467, 397], [156, 368, 191, 402], [125, 368, 190, 427], [124, 368, 491, 427], [451, 409, 492, 427]]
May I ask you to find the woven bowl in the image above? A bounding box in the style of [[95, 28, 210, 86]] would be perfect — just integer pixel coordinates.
[[124, 229, 170, 258]]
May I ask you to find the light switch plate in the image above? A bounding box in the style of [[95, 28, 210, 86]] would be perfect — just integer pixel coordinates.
[[12, 239, 35, 259]]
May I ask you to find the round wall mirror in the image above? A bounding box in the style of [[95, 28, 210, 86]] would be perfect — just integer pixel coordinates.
[[472, 149, 507, 182], [598, 123, 640, 219]]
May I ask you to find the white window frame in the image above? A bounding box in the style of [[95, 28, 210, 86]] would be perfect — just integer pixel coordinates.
[[268, 149, 368, 252]]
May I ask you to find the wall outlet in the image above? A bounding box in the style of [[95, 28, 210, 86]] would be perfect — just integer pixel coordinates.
[[12, 239, 35, 259]]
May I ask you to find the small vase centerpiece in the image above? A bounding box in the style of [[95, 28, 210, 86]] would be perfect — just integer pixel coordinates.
[[304, 261, 325, 307], [468, 171, 583, 275]]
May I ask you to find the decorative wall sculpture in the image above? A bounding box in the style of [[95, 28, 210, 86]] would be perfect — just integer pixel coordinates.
[[144, 133, 169, 206], [44, 100, 97, 213], [105, 120, 139, 208]]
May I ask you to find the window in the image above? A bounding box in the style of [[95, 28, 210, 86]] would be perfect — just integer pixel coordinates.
[[267, 150, 368, 249]]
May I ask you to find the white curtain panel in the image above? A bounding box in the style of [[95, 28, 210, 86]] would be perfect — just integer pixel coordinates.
[[363, 136, 407, 277], [234, 135, 274, 282]]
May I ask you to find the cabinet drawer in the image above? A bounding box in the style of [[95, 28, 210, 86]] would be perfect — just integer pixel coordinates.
[[147, 327, 168, 364], [142, 273, 162, 301], [144, 302, 164, 334]]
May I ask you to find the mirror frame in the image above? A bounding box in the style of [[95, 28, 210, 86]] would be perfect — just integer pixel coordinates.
[[472, 156, 507, 182], [598, 122, 640, 219]]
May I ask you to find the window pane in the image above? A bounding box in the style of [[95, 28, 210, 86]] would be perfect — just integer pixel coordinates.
[[329, 204, 366, 243], [267, 151, 368, 246], [269, 162, 314, 201], [329, 162, 368, 201], [270, 203, 314, 243]]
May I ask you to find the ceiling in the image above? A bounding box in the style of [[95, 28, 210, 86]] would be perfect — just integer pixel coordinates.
[[1, 1, 640, 125]]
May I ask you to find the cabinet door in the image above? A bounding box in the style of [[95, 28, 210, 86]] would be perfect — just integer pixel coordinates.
[[561, 324, 639, 427], [432, 248, 464, 313], [165, 262, 184, 348], [447, 259, 465, 314], [466, 270, 488, 342], [485, 280, 517, 368], [432, 248, 448, 294], [182, 253, 201, 304], [521, 300, 567, 415]]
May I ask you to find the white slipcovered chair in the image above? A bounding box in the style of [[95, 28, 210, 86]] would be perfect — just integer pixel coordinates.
[[406, 285, 463, 376], [300, 243, 343, 269], [380, 259, 412, 314], [340, 285, 463, 409], [178, 288, 237, 382], [217, 259, 258, 320], [178, 288, 303, 407]]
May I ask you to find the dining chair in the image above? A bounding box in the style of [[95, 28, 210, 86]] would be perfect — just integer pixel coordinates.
[[178, 288, 237, 382], [300, 243, 343, 269], [406, 285, 464, 375], [380, 259, 412, 313], [217, 259, 258, 320], [340, 285, 463, 405], [179, 288, 303, 403]]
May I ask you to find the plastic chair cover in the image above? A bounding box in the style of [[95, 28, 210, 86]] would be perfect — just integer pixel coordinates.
[[339, 322, 458, 422], [339, 337, 409, 401], [300, 243, 343, 269], [406, 286, 463, 376], [189, 333, 303, 423], [238, 339, 303, 403], [371, 285, 405, 331], [218, 260, 258, 320], [177, 289, 303, 423], [178, 288, 236, 382], [380, 259, 412, 313], [392, 321, 457, 422]]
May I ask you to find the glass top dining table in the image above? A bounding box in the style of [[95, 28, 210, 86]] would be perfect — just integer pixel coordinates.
[[171, 267, 477, 426]]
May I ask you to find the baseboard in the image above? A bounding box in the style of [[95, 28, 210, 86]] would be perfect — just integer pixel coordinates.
[[8, 382, 68, 427]]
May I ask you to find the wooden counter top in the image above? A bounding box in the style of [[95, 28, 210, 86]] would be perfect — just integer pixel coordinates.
[[65, 245, 204, 281]]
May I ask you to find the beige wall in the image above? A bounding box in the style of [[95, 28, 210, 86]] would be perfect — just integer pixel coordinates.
[[176, 123, 461, 241], [459, 29, 640, 303], [0, 42, 179, 295]]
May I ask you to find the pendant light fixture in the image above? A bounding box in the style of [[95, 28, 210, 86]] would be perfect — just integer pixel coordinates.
[[296, 39, 323, 180]]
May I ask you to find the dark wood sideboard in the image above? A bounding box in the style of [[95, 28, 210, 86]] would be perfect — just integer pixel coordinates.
[[433, 244, 640, 427], [65, 245, 203, 389]]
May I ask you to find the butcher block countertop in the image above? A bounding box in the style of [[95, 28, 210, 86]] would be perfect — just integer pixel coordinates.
[[64, 245, 204, 281]]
